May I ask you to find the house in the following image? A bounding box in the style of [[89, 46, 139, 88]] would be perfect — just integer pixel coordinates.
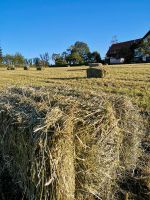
[[134, 31, 150, 63], [106, 30, 150, 64]]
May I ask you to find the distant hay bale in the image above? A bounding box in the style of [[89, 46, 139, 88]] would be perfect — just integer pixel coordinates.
[[24, 65, 30, 70], [7, 65, 15, 70], [87, 67, 107, 78], [0, 86, 144, 200], [36, 66, 43, 70], [36, 67, 42, 70]]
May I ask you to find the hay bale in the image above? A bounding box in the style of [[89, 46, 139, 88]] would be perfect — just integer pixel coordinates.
[[0, 88, 75, 200], [36, 67, 42, 70], [0, 86, 144, 200], [88, 63, 103, 67], [7, 65, 15, 70], [87, 67, 106, 78], [24, 65, 30, 70]]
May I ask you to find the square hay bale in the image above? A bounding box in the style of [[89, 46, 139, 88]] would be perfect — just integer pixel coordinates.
[[88, 63, 103, 67], [24, 65, 30, 70], [0, 86, 144, 200], [87, 67, 106, 78], [36, 67, 42, 70], [7, 65, 15, 70]]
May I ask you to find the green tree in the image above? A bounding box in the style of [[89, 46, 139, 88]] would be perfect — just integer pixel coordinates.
[[52, 53, 67, 65], [66, 52, 82, 65], [88, 51, 101, 63], [3, 54, 14, 65], [14, 53, 25, 66], [139, 36, 150, 56], [68, 41, 90, 63]]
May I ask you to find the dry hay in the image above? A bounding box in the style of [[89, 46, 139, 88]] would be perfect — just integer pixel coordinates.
[[24, 65, 30, 70], [0, 86, 144, 200], [87, 67, 107, 78], [88, 63, 103, 67], [7, 65, 15, 70], [36, 67, 42, 70]]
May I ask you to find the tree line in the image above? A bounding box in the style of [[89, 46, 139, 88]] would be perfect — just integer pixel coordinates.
[[52, 41, 101, 66], [0, 41, 101, 67]]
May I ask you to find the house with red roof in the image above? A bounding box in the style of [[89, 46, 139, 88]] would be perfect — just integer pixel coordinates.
[[106, 30, 150, 64]]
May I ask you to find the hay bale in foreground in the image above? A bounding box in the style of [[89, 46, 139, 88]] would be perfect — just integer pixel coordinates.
[[87, 67, 106, 78], [0, 86, 144, 200], [0, 93, 75, 200]]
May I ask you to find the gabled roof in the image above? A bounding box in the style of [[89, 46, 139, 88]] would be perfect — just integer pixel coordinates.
[[143, 30, 150, 39], [106, 39, 141, 57], [106, 30, 150, 57]]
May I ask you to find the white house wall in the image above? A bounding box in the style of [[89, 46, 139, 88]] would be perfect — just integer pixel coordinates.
[[110, 58, 125, 64]]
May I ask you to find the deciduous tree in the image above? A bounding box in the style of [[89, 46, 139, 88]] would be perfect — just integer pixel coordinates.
[[88, 51, 101, 63], [40, 52, 50, 67], [139, 36, 150, 56]]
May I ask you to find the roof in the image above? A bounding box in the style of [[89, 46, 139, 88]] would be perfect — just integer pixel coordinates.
[[106, 30, 150, 57], [106, 39, 141, 57], [143, 30, 150, 39]]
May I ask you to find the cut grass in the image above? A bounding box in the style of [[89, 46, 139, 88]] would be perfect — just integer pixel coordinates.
[[0, 63, 150, 111], [0, 63, 150, 199]]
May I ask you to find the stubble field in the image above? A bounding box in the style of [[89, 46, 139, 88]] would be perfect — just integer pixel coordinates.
[[0, 64, 150, 200], [0, 64, 150, 111]]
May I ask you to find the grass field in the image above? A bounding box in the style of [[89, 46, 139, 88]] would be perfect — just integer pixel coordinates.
[[0, 63, 150, 199], [0, 63, 150, 111]]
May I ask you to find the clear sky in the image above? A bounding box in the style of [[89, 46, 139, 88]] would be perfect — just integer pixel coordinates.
[[0, 0, 150, 61]]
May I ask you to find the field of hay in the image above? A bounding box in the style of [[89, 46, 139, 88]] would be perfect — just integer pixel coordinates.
[[0, 64, 150, 110], [0, 64, 150, 200]]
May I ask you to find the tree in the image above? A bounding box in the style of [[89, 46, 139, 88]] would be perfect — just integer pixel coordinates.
[[13, 53, 25, 66], [52, 53, 67, 65], [52, 41, 101, 66], [40, 52, 50, 67], [0, 47, 3, 64], [25, 58, 33, 66], [56, 57, 67, 65], [139, 36, 150, 57], [3, 54, 14, 65], [88, 51, 101, 63], [66, 52, 82, 65], [33, 58, 41, 66], [52, 53, 60, 63], [62, 51, 68, 61], [68, 41, 90, 63]]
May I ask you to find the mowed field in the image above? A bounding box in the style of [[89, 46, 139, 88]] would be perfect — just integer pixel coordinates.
[[0, 63, 150, 111], [0, 64, 150, 199]]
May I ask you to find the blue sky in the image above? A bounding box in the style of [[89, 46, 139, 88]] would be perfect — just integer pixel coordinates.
[[0, 0, 150, 60]]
